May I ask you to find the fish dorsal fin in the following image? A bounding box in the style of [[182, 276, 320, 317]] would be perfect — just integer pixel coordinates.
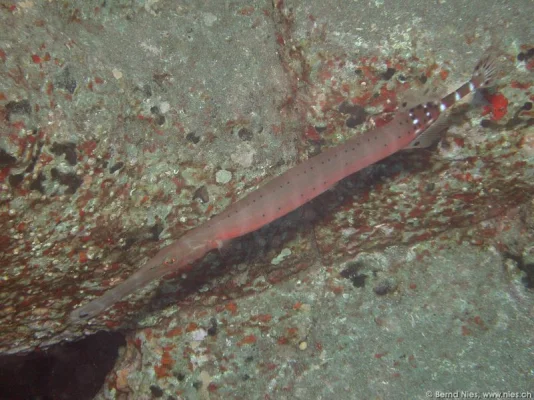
[[403, 112, 450, 149]]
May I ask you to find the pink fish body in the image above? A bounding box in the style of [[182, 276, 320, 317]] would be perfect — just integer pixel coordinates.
[[69, 53, 498, 322]]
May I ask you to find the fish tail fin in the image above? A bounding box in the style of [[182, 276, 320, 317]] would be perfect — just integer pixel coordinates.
[[470, 50, 501, 89]]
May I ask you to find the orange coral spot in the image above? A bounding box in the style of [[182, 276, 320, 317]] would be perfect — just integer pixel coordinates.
[[144, 328, 153, 341], [166, 327, 183, 337], [31, 54, 41, 63], [256, 314, 272, 323], [185, 322, 198, 332], [154, 364, 170, 379], [461, 326, 472, 336], [511, 80, 531, 89], [331, 285, 343, 295], [161, 351, 174, 367], [237, 334, 257, 346], [238, 5, 254, 15], [225, 302, 238, 315], [78, 251, 88, 263], [286, 327, 298, 337], [484, 93, 508, 121], [440, 69, 449, 80], [304, 125, 321, 141], [208, 383, 218, 392]]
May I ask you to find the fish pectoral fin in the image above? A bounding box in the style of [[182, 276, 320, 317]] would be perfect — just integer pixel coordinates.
[[403, 113, 450, 149]]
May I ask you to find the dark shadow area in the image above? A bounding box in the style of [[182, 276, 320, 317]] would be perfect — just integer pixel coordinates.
[[0, 331, 125, 400], [504, 251, 534, 289]]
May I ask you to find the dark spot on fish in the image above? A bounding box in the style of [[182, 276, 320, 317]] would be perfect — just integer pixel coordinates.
[[109, 161, 124, 174], [193, 186, 209, 203], [149, 385, 164, 398], [412, 141, 420, 147], [186, 132, 200, 144], [50, 142, 78, 166], [340, 262, 367, 288], [373, 280, 397, 295], [0, 148, 17, 167], [238, 127, 253, 141], [381, 67, 396, 80], [5, 100, 31, 120]]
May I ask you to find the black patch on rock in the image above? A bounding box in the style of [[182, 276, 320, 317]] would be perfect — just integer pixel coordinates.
[[5, 100, 31, 120], [340, 262, 367, 288], [0, 331, 125, 400], [50, 142, 78, 166], [0, 148, 17, 167], [50, 168, 82, 194]]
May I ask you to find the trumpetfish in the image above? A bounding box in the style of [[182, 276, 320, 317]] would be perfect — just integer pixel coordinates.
[[69, 52, 499, 323]]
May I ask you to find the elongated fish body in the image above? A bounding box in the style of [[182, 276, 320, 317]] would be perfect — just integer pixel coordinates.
[[69, 53, 499, 322]]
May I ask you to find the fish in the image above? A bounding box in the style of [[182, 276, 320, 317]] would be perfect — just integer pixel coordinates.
[[69, 52, 499, 323]]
